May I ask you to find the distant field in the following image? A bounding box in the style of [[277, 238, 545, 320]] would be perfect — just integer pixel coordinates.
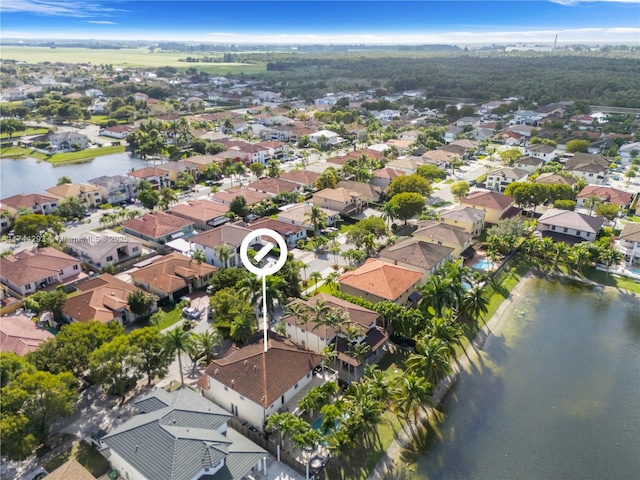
[[1, 46, 266, 74]]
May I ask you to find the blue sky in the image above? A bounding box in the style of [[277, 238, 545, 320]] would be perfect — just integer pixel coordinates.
[[1, 1, 639, 43]]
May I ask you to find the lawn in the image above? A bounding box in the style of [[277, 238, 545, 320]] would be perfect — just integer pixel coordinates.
[[0, 145, 47, 160], [43, 441, 110, 477], [0, 127, 49, 139], [155, 305, 183, 330], [2, 46, 266, 74], [47, 145, 125, 164], [582, 268, 640, 295]]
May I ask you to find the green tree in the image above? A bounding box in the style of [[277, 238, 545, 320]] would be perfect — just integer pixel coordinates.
[[416, 164, 447, 181], [239, 274, 287, 324], [387, 174, 432, 198], [89, 335, 140, 396], [315, 169, 338, 189], [55, 195, 86, 220], [0, 414, 37, 460], [392, 373, 432, 437], [554, 199, 576, 211], [127, 288, 157, 317], [266, 159, 281, 178], [193, 329, 220, 365], [304, 205, 328, 234], [164, 328, 193, 386], [595, 203, 619, 222], [0, 352, 36, 388], [191, 249, 206, 265], [14, 214, 64, 245], [450, 180, 470, 202], [24, 289, 67, 322], [129, 327, 172, 385], [498, 148, 522, 165], [0, 370, 77, 448], [566, 139, 590, 153], [208, 267, 249, 292], [249, 162, 265, 179], [388, 192, 425, 224], [229, 195, 248, 218], [229, 305, 255, 343], [405, 335, 452, 386], [57, 176, 72, 185], [158, 187, 178, 210], [0, 118, 27, 138], [137, 189, 160, 210], [214, 243, 233, 269]]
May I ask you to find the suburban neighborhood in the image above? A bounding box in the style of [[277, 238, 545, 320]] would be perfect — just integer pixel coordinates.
[[1, 31, 640, 480]]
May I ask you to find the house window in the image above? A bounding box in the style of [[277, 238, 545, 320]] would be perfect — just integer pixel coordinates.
[[224, 386, 228, 391], [106, 255, 114, 262], [576, 231, 581, 236], [73, 265, 79, 270], [132, 247, 139, 252], [294, 383, 299, 389], [59, 270, 64, 275], [551, 225, 556, 231], [25, 283, 32, 290], [563, 228, 568, 233], [586, 232, 590, 237]]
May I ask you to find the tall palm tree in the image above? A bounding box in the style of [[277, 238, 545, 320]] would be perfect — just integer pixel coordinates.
[[233, 162, 246, 186], [158, 187, 178, 210], [214, 243, 232, 268], [406, 335, 452, 386], [393, 373, 433, 437], [462, 285, 490, 322], [164, 328, 194, 386], [266, 159, 281, 178], [229, 306, 254, 343], [239, 274, 287, 326], [552, 241, 569, 270], [204, 162, 222, 180], [194, 330, 220, 365], [428, 317, 463, 356], [136, 179, 152, 192], [284, 302, 312, 348], [191, 249, 206, 265], [309, 271, 323, 294], [381, 201, 398, 228], [304, 205, 328, 235], [600, 247, 624, 277]]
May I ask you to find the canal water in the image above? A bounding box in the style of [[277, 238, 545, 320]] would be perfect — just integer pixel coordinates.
[[412, 278, 640, 480], [0, 153, 147, 198]]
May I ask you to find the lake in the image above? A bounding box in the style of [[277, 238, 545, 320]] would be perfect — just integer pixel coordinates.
[[411, 278, 640, 480], [0, 153, 147, 198]]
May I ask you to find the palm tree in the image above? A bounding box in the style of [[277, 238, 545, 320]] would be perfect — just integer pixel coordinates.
[[191, 249, 206, 265], [204, 162, 222, 180], [266, 159, 281, 178], [392, 373, 433, 437], [239, 274, 287, 326], [428, 317, 463, 356], [194, 330, 219, 365], [136, 179, 152, 192], [285, 302, 312, 348], [229, 309, 254, 343], [570, 243, 592, 275], [381, 201, 398, 228], [406, 335, 452, 386], [552, 241, 569, 270], [214, 243, 232, 268], [233, 162, 246, 186], [600, 247, 624, 277], [584, 194, 602, 215], [324, 271, 340, 293], [158, 187, 178, 210], [164, 328, 194, 386], [249, 162, 265, 180], [304, 205, 327, 234], [462, 285, 490, 322], [309, 271, 322, 294]]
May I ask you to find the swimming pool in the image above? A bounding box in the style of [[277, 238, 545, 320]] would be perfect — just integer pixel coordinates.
[[472, 258, 494, 271]]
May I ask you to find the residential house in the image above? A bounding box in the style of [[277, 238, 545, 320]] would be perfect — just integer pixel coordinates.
[[461, 191, 519, 225], [169, 199, 230, 230], [444, 125, 463, 143], [534, 172, 577, 187], [88, 175, 136, 204], [129, 252, 216, 302], [524, 144, 558, 163], [514, 156, 545, 173], [128, 167, 172, 190], [497, 130, 524, 146], [48, 131, 88, 152], [439, 206, 486, 237], [189, 223, 252, 268], [46, 183, 103, 208], [98, 125, 136, 139], [309, 129, 342, 146], [312, 187, 363, 216], [199, 332, 323, 430], [400, 129, 421, 142], [63, 273, 155, 325], [122, 212, 194, 247], [485, 167, 529, 193], [101, 387, 266, 480], [336, 181, 383, 204], [155, 161, 199, 184], [210, 187, 270, 207], [338, 258, 423, 306], [276, 204, 340, 231], [618, 142, 640, 163], [284, 294, 389, 379], [0, 193, 58, 215], [512, 110, 544, 125], [246, 177, 300, 196], [182, 155, 218, 175], [617, 222, 640, 267], [456, 116, 481, 128], [66, 229, 143, 268], [412, 221, 473, 258], [576, 186, 633, 210], [246, 218, 306, 248], [564, 153, 609, 185], [537, 208, 603, 242], [378, 239, 454, 280], [372, 167, 405, 188], [42, 460, 95, 480], [421, 150, 453, 169], [0, 313, 54, 355], [384, 157, 425, 175], [0, 247, 83, 297], [279, 170, 321, 190]]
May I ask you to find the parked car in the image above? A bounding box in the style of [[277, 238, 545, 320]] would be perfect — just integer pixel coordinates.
[[182, 307, 201, 320], [469, 179, 477, 186]]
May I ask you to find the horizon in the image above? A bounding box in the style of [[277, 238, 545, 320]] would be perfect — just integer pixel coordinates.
[[1, 1, 639, 45]]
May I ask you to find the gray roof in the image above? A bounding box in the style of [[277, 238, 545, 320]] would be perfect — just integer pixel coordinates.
[[487, 167, 528, 180], [379, 239, 453, 271], [619, 222, 640, 243], [102, 387, 264, 480], [538, 208, 604, 234], [88, 175, 135, 188], [439, 206, 486, 223]]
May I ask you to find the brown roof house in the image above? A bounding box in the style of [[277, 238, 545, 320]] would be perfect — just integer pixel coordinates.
[[617, 222, 640, 266], [246, 218, 306, 248], [0, 247, 83, 297], [199, 332, 322, 430], [169, 199, 230, 230], [276, 203, 340, 231], [130, 252, 216, 302], [439, 206, 486, 237], [43, 459, 95, 480], [461, 191, 518, 224], [338, 258, 423, 307], [122, 212, 195, 247], [0, 192, 59, 215], [279, 170, 321, 190], [576, 185, 633, 209], [46, 183, 103, 208], [336, 181, 384, 204], [0, 313, 54, 356], [372, 167, 405, 188], [534, 172, 577, 187], [284, 294, 389, 380], [537, 208, 603, 243], [564, 153, 609, 185], [62, 273, 156, 325], [209, 187, 270, 207], [247, 177, 300, 196], [190, 223, 252, 268], [312, 187, 364, 216], [412, 221, 473, 258], [378, 238, 454, 281]]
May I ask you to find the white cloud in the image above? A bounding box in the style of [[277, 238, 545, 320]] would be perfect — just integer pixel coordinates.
[[2, 0, 124, 18], [87, 20, 116, 24]]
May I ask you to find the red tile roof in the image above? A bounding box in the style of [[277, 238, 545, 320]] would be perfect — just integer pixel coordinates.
[[0, 314, 53, 355], [338, 258, 423, 301], [0, 247, 79, 287], [461, 191, 515, 211], [63, 273, 137, 324], [122, 212, 194, 239], [129, 253, 216, 294], [577, 185, 632, 207]]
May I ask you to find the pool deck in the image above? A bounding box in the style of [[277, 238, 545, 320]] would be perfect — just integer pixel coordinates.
[[464, 251, 495, 272]]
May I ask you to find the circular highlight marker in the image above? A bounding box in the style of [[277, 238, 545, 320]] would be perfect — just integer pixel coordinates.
[[240, 228, 288, 277]]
